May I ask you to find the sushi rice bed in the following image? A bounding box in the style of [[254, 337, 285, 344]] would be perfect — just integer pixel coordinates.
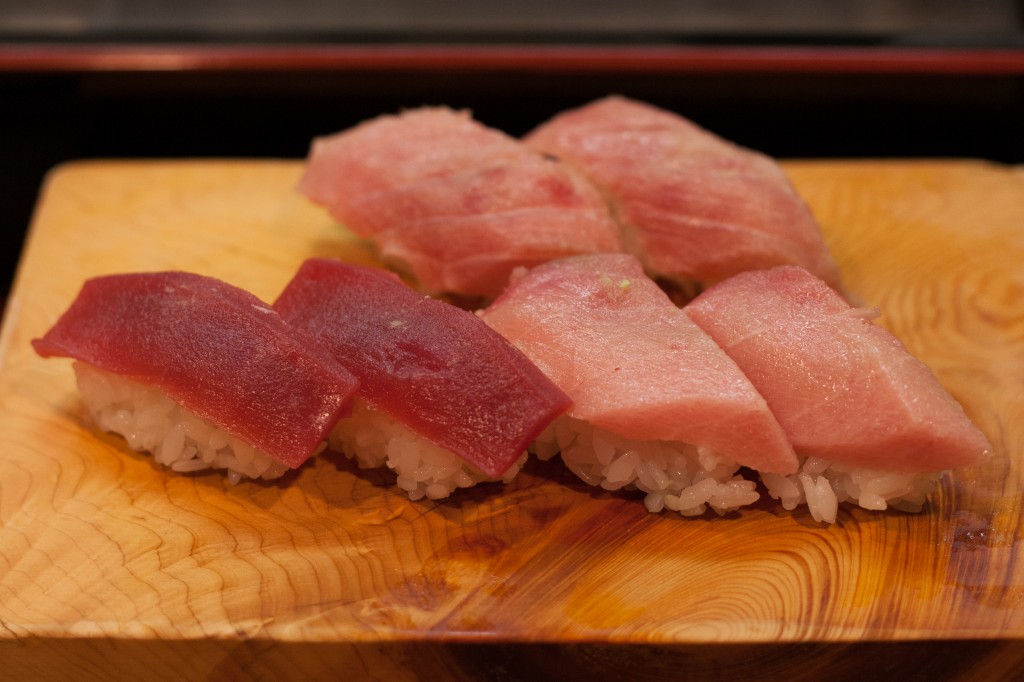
[[535, 416, 941, 523], [532, 416, 760, 516], [329, 399, 527, 501], [74, 362, 290, 484], [73, 364, 942, 522], [761, 457, 940, 524]]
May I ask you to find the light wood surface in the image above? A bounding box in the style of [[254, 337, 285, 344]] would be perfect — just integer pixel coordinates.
[[2, 159, 1022, 679]]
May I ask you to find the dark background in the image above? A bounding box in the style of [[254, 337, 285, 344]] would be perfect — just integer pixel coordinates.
[[3, 0, 1023, 300]]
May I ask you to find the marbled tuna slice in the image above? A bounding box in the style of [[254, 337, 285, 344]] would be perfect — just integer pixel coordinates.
[[273, 258, 572, 479], [525, 96, 841, 291], [32, 272, 359, 470], [299, 107, 622, 299], [480, 253, 798, 477], [684, 266, 991, 472]]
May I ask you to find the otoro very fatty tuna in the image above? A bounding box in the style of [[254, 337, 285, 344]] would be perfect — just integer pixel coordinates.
[[298, 107, 623, 300], [480, 253, 798, 517], [685, 265, 992, 522], [32, 271, 360, 482], [525, 96, 841, 293], [274, 258, 572, 500]]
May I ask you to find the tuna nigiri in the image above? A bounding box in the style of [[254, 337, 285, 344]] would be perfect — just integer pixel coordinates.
[[298, 107, 623, 300], [525, 96, 841, 294], [274, 258, 572, 500], [480, 253, 798, 516], [32, 272, 360, 482], [685, 266, 991, 522]]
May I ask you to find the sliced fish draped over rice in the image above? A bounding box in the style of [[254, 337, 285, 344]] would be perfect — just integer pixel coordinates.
[[480, 253, 798, 517], [298, 107, 623, 299], [273, 258, 572, 500], [525, 96, 842, 293], [32, 271, 360, 482], [685, 265, 992, 522]]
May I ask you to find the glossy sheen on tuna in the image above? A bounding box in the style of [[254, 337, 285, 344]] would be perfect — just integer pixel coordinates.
[[685, 266, 992, 472], [298, 107, 622, 299], [31, 271, 360, 468], [273, 258, 572, 477], [525, 96, 841, 290], [481, 253, 798, 475]]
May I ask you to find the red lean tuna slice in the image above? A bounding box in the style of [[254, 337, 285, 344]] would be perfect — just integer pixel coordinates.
[[480, 253, 799, 475], [272, 258, 572, 477], [685, 266, 991, 472], [32, 272, 359, 469], [524, 96, 841, 290], [298, 107, 622, 299]]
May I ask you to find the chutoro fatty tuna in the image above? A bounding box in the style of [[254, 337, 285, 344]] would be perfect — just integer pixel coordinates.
[[32, 271, 360, 482], [685, 266, 992, 522], [525, 96, 841, 294], [480, 253, 798, 517], [298, 107, 623, 300], [274, 258, 572, 500]]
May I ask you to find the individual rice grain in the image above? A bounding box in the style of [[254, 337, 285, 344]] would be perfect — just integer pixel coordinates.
[[533, 416, 759, 516], [761, 456, 941, 523], [328, 399, 526, 501], [74, 361, 290, 483]]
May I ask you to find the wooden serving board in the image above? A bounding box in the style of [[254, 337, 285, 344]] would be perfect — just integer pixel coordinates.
[[2, 160, 1023, 679]]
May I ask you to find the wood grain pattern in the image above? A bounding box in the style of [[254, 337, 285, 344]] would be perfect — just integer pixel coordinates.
[[1, 160, 1022, 678]]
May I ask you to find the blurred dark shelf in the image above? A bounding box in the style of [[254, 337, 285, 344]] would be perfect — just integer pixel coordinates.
[[2, 0, 1022, 46]]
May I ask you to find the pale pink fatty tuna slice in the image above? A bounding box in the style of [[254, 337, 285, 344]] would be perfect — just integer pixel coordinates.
[[684, 266, 991, 472], [32, 272, 360, 469], [480, 253, 799, 475], [298, 107, 623, 299], [524, 96, 841, 290], [273, 258, 572, 477]]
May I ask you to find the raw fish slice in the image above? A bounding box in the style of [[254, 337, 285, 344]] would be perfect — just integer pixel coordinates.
[[480, 253, 799, 480], [298, 107, 622, 299], [524, 96, 841, 291], [273, 258, 572, 480], [299, 107, 526, 204], [335, 159, 620, 299], [32, 272, 360, 471], [684, 266, 991, 473]]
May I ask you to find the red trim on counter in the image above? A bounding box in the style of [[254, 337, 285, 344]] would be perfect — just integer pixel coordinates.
[[2, 44, 1023, 74]]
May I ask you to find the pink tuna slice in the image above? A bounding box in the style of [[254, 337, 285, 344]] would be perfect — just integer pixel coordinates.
[[480, 253, 799, 475], [32, 272, 360, 469], [684, 266, 992, 472], [272, 258, 572, 478], [298, 107, 622, 299], [524, 96, 841, 289]]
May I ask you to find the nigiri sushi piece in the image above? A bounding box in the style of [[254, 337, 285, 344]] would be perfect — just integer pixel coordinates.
[[32, 272, 360, 483], [685, 266, 992, 522], [298, 107, 623, 300], [524, 96, 841, 294], [273, 258, 572, 501], [480, 253, 798, 517]]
